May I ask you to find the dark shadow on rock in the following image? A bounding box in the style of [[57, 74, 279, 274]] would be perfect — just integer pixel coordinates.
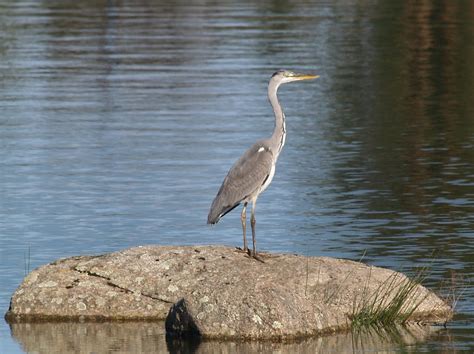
[[165, 299, 202, 354], [166, 298, 202, 338]]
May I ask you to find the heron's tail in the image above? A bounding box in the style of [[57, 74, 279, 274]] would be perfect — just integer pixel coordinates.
[[207, 202, 240, 225], [207, 212, 220, 225]]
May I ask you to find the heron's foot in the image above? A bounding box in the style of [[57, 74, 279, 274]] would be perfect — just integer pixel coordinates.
[[235, 246, 249, 254], [251, 251, 265, 263], [235, 247, 264, 262]]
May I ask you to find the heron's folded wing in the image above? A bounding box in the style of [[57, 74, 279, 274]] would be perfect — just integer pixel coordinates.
[[208, 146, 274, 223]]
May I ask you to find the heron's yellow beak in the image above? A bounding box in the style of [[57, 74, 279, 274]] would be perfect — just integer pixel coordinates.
[[293, 73, 319, 80]]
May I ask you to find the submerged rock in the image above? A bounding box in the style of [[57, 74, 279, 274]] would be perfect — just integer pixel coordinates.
[[5, 245, 452, 340]]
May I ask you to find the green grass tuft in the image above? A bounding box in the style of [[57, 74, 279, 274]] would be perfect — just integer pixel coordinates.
[[350, 266, 430, 329]]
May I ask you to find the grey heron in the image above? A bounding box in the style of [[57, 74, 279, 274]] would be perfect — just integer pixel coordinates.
[[207, 70, 319, 260]]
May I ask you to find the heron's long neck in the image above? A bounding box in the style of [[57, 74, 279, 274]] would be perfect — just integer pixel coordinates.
[[268, 81, 286, 159]]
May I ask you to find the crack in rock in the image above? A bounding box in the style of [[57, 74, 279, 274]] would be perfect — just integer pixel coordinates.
[[74, 267, 173, 304]]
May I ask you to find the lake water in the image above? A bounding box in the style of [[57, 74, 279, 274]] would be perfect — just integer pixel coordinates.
[[1, 1, 473, 352]]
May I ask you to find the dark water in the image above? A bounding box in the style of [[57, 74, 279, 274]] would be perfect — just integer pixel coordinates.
[[1, 1, 473, 352]]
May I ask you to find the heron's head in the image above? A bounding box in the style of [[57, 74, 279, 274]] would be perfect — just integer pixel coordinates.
[[271, 69, 319, 84]]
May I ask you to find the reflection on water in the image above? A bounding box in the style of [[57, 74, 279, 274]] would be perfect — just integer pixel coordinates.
[[1, 0, 474, 353], [9, 322, 443, 354]]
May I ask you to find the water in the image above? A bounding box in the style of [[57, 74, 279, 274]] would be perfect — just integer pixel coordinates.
[[1, 0, 473, 352]]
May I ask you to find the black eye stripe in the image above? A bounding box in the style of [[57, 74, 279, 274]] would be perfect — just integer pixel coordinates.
[[272, 69, 286, 77]]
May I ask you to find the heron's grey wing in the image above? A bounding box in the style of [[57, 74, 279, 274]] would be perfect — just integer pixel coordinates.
[[207, 146, 274, 224]]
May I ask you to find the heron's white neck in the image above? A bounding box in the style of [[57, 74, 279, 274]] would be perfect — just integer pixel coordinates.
[[268, 80, 286, 159]]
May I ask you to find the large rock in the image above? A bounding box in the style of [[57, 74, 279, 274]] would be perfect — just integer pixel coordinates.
[[5, 245, 452, 340]]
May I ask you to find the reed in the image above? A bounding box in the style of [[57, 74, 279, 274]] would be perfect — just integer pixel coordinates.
[[350, 266, 430, 329]]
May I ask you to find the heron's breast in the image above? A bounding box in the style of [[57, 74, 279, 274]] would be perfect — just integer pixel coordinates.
[[255, 162, 276, 198]]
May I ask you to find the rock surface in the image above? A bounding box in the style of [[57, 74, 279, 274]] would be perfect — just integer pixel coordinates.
[[5, 245, 452, 340]]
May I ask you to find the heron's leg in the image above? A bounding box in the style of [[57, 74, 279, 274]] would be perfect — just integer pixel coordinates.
[[248, 200, 263, 262], [241, 202, 248, 252], [250, 200, 257, 257]]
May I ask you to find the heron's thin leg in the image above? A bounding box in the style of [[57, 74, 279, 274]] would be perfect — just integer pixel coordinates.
[[250, 200, 257, 257], [249, 200, 264, 263], [241, 202, 248, 252]]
